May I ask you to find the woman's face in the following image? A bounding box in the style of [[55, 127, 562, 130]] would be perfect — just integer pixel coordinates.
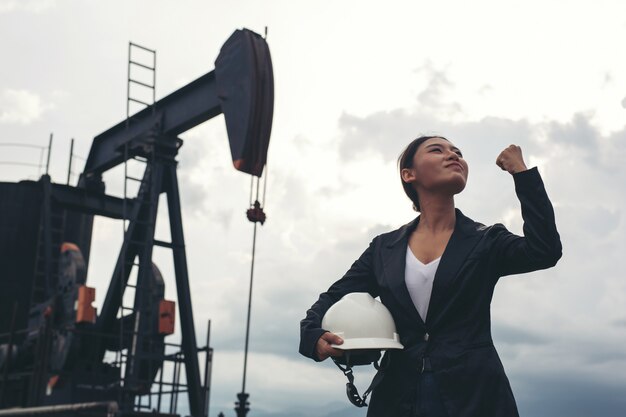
[[402, 137, 469, 196]]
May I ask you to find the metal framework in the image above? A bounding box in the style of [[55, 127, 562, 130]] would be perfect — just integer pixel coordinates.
[[0, 28, 273, 417]]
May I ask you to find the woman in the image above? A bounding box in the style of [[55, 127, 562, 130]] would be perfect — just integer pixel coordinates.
[[299, 136, 562, 417]]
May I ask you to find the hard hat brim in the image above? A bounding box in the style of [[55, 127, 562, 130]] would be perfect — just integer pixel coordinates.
[[331, 337, 404, 351]]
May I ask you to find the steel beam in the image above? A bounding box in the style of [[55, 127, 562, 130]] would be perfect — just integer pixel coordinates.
[[95, 165, 153, 339], [50, 183, 134, 219], [164, 163, 204, 416], [83, 71, 221, 177]]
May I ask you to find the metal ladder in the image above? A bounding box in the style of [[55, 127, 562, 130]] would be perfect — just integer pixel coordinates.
[[32, 176, 65, 305], [117, 41, 159, 411], [127, 42, 156, 125]]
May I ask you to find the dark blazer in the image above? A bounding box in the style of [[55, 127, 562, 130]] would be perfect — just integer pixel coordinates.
[[299, 167, 562, 417]]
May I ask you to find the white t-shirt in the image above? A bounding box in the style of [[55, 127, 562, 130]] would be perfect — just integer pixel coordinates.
[[405, 245, 441, 322]]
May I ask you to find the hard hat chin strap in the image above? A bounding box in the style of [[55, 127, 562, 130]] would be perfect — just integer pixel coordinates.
[[332, 353, 390, 408]]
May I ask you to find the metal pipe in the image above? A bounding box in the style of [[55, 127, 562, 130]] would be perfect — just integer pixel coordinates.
[[38, 147, 44, 177], [0, 401, 119, 416], [45, 133, 53, 175], [67, 138, 74, 185], [0, 161, 42, 168], [0, 143, 46, 149], [203, 320, 212, 417], [129, 60, 154, 71], [156, 355, 165, 412], [41, 174, 52, 301], [126, 42, 131, 127], [152, 49, 156, 114], [173, 352, 182, 412], [0, 302, 18, 407], [129, 42, 156, 53]]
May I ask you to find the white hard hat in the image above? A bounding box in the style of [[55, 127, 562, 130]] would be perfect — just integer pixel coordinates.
[[322, 292, 403, 351]]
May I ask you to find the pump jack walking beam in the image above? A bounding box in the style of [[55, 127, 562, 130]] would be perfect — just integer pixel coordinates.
[[81, 28, 273, 185], [82, 73, 221, 177]]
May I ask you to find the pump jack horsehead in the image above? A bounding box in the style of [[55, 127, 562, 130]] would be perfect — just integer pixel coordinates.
[[0, 28, 273, 417]]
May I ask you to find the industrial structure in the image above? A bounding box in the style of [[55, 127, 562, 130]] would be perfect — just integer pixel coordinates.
[[0, 28, 274, 417]]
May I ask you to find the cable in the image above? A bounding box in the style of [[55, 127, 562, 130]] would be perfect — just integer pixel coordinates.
[[241, 168, 267, 394], [241, 220, 258, 393]]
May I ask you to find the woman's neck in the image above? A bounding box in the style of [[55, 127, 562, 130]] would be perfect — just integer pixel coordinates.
[[417, 195, 456, 233]]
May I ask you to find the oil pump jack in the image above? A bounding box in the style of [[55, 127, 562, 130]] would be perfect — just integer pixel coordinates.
[[0, 28, 273, 417]]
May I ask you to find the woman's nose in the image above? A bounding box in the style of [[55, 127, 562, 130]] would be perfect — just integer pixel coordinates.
[[446, 151, 459, 160]]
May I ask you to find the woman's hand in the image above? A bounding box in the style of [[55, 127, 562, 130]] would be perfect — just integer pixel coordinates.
[[315, 332, 344, 361], [496, 145, 528, 175]]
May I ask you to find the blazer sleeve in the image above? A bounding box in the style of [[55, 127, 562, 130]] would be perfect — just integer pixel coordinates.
[[491, 167, 562, 277], [299, 238, 380, 361]]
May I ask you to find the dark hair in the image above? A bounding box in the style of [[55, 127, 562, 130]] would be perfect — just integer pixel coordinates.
[[397, 135, 448, 212]]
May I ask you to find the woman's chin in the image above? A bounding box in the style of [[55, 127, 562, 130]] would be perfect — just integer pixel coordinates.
[[445, 179, 467, 196]]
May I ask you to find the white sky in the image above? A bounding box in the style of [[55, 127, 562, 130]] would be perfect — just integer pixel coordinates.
[[2, 1, 626, 416]]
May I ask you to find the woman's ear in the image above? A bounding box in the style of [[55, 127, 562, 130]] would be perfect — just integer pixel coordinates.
[[401, 167, 416, 183]]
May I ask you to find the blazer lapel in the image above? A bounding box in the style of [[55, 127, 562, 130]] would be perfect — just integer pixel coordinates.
[[381, 210, 482, 331], [381, 217, 425, 328], [425, 209, 482, 327]]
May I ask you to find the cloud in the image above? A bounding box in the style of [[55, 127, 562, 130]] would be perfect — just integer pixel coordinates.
[[0, 89, 53, 124], [414, 61, 462, 117], [546, 112, 604, 163], [561, 205, 621, 239], [208, 350, 372, 417], [492, 322, 550, 346], [193, 220, 390, 363], [0, 0, 55, 14], [515, 372, 626, 417], [611, 318, 626, 328], [337, 67, 535, 168]]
